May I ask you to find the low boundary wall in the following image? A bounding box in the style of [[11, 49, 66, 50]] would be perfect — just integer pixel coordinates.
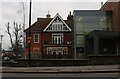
[[2, 56, 120, 67]]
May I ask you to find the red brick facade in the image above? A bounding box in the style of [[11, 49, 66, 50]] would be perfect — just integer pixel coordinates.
[[100, 1, 120, 32]]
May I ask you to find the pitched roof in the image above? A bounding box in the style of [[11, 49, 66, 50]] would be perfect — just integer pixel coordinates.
[[64, 20, 72, 29], [25, 18, 53, 32], [25, 17, 72, 32]]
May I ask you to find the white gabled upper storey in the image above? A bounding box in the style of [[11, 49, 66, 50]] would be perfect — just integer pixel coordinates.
[[43, 13, 71, 32]]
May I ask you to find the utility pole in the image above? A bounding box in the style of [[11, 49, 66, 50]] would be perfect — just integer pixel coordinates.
[[0, 35, 4, 53], [28, 0, 32, 66]]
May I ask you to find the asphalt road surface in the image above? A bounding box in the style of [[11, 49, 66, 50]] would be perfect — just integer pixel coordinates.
[[2, 72, 120, 79]]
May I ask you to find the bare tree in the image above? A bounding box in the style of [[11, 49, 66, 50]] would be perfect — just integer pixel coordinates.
[[6, 21, 23, 58], [6, 22, 14, 49], [18, 1, 27, 49], [13, 21, 22, 57]]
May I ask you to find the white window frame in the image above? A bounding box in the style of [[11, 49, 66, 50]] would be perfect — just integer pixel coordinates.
[[52, 22, 63, 31], [47, 47, 68, 55], [33, 34, 39, 43], [52, 33, 63, 44]]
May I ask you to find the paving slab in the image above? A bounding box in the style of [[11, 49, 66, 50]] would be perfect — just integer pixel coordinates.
[[2, 65, 120, 73]]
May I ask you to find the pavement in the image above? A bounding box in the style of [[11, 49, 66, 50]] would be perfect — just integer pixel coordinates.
[[2, 65, 120, 73]]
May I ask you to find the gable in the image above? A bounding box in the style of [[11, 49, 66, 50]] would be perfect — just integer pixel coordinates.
[[43, 13, 71, 32]]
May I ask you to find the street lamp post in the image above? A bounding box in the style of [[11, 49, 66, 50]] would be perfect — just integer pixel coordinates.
[[28, 0, 32, 66], [0, 35, 4, 53]]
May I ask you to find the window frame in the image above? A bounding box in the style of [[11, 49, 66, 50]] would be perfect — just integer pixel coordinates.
[[33, 34, 39, 43], [52, 33, 63, 44]]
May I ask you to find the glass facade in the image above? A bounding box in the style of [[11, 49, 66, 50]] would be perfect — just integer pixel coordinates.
[[74, 10, 113, 52], [76, 35, 84, 47]]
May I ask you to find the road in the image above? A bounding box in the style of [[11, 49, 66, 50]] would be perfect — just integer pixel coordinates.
[[2, 72, 119, 77]]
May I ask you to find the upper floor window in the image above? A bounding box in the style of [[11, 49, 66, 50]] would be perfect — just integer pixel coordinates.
[[52, 23, 63, 31], [52, 33, 63, 44], [34, 34, 39, 43], [46, 22, 69, 32]]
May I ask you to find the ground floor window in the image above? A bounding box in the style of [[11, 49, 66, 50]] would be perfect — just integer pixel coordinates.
[[52, 48, 57, 55], [47, 47, 68, 55], [28, 47, 41, 59], [58, 48, 62, 55], [32, 48, 40, 54]]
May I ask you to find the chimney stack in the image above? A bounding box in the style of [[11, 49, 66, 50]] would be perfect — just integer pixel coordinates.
[[67, 11, 73, 20]]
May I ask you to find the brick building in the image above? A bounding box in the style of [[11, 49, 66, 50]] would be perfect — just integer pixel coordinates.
[[100, 1, 120, 32], [25, 13, 73, 59]]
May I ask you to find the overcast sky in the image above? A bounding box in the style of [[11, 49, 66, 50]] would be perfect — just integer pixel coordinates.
[[1, 0, 108, 50]]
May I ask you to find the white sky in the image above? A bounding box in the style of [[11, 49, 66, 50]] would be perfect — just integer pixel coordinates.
[[1, 0, 108, 50]]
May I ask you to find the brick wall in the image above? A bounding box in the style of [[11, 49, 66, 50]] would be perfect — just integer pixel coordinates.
[[100, 2, 120, 32]]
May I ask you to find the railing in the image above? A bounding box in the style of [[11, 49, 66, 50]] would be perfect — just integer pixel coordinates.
[[43, 41, 72, 45]]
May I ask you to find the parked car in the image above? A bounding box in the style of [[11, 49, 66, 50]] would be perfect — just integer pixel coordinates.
[[1, 52, 16, 61]]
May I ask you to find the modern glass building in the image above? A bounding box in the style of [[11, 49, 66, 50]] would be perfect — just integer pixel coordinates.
[[73, 10, 117, 56]]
